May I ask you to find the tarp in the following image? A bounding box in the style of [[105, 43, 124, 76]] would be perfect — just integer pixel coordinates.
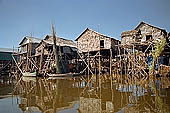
[[147, 56, 163, 70], [0, 52, 13, 61]]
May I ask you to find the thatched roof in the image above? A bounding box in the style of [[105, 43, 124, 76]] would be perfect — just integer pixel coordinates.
[[19, 36, 42, 46], [0, 48, 18, 53], [121, 30, 137, 37]]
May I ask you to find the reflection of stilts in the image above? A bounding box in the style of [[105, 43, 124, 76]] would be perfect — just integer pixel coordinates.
[[14, 78, 81, 112]]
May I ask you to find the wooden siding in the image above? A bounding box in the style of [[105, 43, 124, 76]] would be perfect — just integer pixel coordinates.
[[121, 22, 166, 45], [77, 28, 118, 53], [136, 23, 165, 42]]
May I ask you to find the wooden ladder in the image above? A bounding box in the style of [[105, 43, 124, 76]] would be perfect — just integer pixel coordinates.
[[42, 51, 54, 73]]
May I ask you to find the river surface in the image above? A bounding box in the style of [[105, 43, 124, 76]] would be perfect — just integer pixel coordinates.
[[0, 76, 170, 113]]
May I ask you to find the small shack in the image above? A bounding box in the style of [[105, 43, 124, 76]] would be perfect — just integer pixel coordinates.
[[19, 36, 42, 56], [0, 48, 17, 76], [34, 35, 77, 74], [17, 36, 42, 72]]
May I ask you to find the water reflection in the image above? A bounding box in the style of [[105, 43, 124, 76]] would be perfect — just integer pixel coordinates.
[[12, 76, 170, 113]]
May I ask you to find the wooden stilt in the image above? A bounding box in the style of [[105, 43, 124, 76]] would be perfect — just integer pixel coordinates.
[[88, 47, 90, 81], [110, 49, 112, 76], [39, 48, 44, 73]]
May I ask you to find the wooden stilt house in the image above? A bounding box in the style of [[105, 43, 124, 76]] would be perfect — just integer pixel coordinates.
[[18, 36, 42, 72], [121, 21, 167, 51], [34, 35, 77, 74], [120, 21, 170, 73], [75, 28, 120, 74]]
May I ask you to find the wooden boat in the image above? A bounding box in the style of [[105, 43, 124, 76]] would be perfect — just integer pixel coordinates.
[[22, 72, 80, 77], [23, 72, 37, 77]]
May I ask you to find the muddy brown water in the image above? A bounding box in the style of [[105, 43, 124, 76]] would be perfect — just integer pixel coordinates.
[[0, 76, 170, 113]]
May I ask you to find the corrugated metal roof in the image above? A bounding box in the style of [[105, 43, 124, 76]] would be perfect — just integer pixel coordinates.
[[0, 48, 18, 53], [43, 35, 77, 48], [19, 36, 42, 45]]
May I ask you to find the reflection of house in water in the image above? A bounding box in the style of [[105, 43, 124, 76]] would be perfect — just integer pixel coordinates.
[[79, 81, 170, 113], [16, 79, 139, 113], [79, 82, 134, 113], [16, 78, 170, 113], [135, 84, 170, 112], [79, 97, 117, 113], [79, 97, 102, 113], [17, 79, 80, 113]]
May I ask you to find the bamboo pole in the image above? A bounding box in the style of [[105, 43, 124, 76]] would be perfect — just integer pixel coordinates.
[[110, 49, 112, 76], [52, 24, 59, 73], [88, 42, 90, 81], [39, 47, 44, 72], [26, 44, 29, 71], [118, 43, 122, 83], [27, 57, 38, 69], [11, 55, 23, 75], [77, 52, 94, 75]]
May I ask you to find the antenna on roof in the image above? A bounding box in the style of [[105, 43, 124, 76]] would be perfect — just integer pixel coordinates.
[[30, 32, 32, 42]]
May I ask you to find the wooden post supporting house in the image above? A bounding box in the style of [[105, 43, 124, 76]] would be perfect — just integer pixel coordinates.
[[39, 48, 44, 72], [110, 48, 112, 75], [88, 42, 90, 81]]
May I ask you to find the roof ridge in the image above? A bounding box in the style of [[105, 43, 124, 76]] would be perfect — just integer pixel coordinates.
[[75, 27, 119, 41], [27, 36, 42, 40], [45, 35, 73, 42], [135, 21, 166, 31]]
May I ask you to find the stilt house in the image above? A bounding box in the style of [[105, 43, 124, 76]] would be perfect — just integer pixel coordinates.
[[18, 36, 42, 72], [19, 36, 42, 58], [34, 35, 77, 73], [0, 48, 18, 76], [121, 21, 170, 66], [75, 28, 120, 74]]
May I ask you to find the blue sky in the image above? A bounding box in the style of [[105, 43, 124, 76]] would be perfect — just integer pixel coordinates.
[[0, 0, 170, 48]]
